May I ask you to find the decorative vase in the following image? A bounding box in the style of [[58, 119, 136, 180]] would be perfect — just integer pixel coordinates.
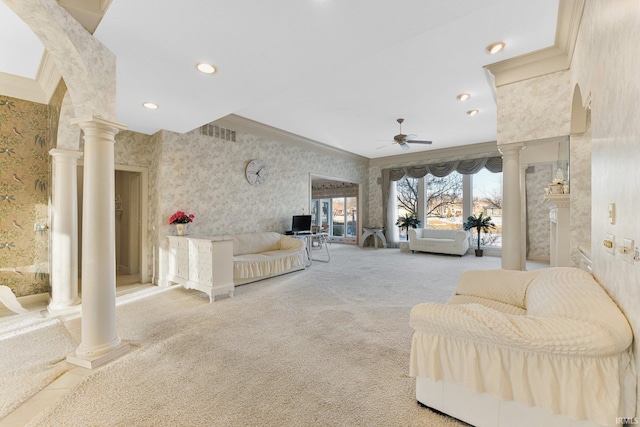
[[175, 223, 188, 236], [549, 183, 564, 194]]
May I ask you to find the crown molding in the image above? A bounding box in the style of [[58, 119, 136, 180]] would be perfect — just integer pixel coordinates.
[[369, 141, 500, 168], [484, 0, 585, 87], [36, 50, 63, 103], [213, 114, 370, 167], [0, 0, 108, 105], [0, 72, 47, 104], [0, 50, 62, 105]]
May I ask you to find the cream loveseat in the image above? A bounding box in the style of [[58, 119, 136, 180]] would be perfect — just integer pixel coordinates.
[[232, 232, 306, 285], [408, 228, 470, 256], [410, 267, 635, 427]]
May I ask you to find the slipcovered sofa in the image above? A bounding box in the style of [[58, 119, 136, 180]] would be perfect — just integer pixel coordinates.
[[408, 228, 470, 256], [409, 267, 635, 427], [232, 232, 306, 285]]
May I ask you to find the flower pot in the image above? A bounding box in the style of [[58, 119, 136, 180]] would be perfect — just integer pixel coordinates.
[[175, 223, 188, 236], [474, 249, 484, 257]]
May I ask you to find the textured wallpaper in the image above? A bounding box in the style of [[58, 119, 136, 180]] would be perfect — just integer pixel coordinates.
[[497, 71, 573, 145], [155, 128, 368, 237], [569, 0, 640, 411], [0, 89, 62, 296], [569, 119, 591, 268], [115, 125, 370, 284]]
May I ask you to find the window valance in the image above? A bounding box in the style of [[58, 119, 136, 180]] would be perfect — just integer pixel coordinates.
[[386, 156, 503, 181]]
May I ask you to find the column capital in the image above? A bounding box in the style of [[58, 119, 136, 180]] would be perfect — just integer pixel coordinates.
[[498, 142, 525, 154], [49, 148, 83, 159], [70, 115, 127, 132]]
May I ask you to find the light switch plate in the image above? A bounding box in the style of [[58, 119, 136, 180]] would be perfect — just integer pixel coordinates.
[[604, 234, 615, 255], [608, 203, 615, 224]]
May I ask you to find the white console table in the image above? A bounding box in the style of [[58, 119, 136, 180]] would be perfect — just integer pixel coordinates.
[[360, 227, 387, 248], [166, 236, 234, 302]]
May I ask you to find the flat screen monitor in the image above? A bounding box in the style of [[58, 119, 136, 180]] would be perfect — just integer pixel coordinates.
[[291, 215, 312, 233]]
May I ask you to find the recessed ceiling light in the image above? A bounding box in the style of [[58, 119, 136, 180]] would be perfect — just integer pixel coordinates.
[[457, 93, 470, 101], [196, 63, 216, 74], [143, 102, 159, 110], [467, 109, 479, 116], [487, 42, 505, 54]]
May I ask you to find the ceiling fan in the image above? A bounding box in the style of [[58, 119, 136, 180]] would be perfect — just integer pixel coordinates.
[[378, 118, 433, 151]]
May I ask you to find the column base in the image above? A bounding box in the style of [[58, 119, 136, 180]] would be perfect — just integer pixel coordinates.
[[67, 341, 131, 369], [47, 298, 81, 316]]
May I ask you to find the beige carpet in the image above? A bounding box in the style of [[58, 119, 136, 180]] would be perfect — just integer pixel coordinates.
[[0, 319, 76, 419], [25, 245, 510, 426]]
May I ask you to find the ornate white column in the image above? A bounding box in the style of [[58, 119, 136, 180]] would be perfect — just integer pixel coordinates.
[[67, 116, 130, 369], [499, 143, 525, 270], [48, 149, 83, 313]]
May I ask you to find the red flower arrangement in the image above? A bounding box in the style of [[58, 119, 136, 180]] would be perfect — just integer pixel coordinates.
[[169, 210, 195, 224]]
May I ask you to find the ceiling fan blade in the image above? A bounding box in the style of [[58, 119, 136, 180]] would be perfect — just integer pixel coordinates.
[[400, 142, 410, 151], [407, 140, 433, 145], [405, 134, 417, 141], [376, 143, 392, 149]]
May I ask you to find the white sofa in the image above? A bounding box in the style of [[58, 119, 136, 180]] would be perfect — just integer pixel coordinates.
[[232, 232, 306, 285], [408, 228, 470, 256], [409, 267, 635, 427]]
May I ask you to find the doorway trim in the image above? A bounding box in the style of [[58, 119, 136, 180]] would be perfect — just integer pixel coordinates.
[[115, 164, 150, 283]]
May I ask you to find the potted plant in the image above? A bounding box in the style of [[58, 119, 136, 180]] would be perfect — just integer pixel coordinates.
[[396, 213, 421, 240], [169, 210, 195, 236], [463, 212, 496, 257]]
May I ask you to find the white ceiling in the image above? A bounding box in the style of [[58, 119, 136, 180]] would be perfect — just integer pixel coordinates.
[[1, 0, 559, 159]]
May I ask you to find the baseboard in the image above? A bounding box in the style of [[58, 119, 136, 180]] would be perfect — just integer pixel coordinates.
[[17, 292, 51, 305]]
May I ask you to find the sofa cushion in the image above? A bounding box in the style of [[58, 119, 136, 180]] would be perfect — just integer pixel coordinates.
[[233, 232, 281, 256], [419, 229, 457, 239], [455, 269, 539, 309], [447, 294, 526, 315]]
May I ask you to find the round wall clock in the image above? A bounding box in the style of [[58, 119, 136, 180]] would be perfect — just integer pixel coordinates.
[[245, 159, 268, 186]]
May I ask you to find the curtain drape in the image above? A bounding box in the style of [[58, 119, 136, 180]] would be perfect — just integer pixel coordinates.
[[384, 155, 503, 183], [381, 155, 503, 246]]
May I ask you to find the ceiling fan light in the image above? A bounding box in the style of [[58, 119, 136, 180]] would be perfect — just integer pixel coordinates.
[[457, 93, 470, 101], [487, 42, 505, 54], [143, 102, 159, 110], [467, 109, 479, 116], [196, 63, 216, 74]]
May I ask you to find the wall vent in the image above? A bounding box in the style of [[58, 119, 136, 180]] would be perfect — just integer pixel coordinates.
[[200, 124, 236, 142]]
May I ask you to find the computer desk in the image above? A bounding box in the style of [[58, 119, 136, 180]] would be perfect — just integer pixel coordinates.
[[292, 232, 330, 265]]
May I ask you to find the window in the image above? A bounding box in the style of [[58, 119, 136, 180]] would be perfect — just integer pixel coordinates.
[[395, 170, 502, 247], [311, 197, 357, 242], [396, 177, 418, 240], [471, 168, 502, 247], [424, 173, 463, 230]]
